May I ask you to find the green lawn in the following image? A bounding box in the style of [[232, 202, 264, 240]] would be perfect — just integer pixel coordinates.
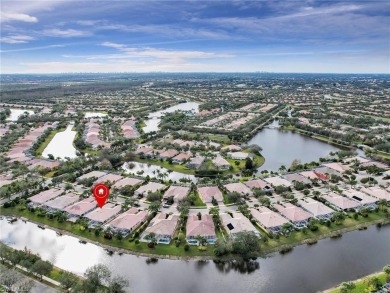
[[35, 128, 66, 157], [191, 192, 207, 207], [328, 272, 387, 293]]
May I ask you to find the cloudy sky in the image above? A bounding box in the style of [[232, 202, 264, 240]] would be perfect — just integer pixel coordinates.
[[1, 0, 389, 73]]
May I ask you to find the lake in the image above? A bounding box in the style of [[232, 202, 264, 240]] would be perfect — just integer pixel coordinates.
[[42, 124, 77, 160], [248, 120, 343, 172], [143, 102, 200, 133], [0, 219, 389, 293], [122, 162, 197, 183], [6, 109, 34, 121]]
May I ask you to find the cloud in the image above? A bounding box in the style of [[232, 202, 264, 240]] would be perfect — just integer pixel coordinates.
[[100, 42, 233, 60], [0, 34, 35, 44], [0, 12, 38, 23], [1, 44, 64, 53], [41, 29, 91, 38]]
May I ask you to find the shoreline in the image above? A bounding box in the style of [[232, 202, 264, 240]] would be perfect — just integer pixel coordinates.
[[3, 214, 388, 262]]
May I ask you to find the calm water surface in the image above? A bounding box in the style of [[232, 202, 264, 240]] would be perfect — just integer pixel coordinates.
[[249, 121, 343, 172], [1, 219, 389, 293], [42, 124, 77, 160], [143, 102, 199, 133], [6, 109, 34, 121], [122, 162, 197, 183]]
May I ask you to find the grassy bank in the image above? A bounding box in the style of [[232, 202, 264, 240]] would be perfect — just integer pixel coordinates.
[[326, 271, 388, 293], [1, 204, 388, 259]]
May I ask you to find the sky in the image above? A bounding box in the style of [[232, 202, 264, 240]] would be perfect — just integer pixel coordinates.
[[1, 0, 389, 74]]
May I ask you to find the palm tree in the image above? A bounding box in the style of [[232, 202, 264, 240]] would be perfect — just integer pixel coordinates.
[[377, 199, 388, 212], [195, 235, 207, 246]]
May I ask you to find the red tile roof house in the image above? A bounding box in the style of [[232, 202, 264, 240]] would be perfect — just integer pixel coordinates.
[[28, 188, 64, 206], [84, 203, 122, 228], [77, 171, 107, 182], [342, 189, 378, 210], [221, 145, 242, 152], [141, 212, 180, 244], [274, 203, 312, 229], [360, 187, 390, 202], [212, 156, 231, 170], [197, 186, 223, 203], [94, 173, 123, 185], [223, 182, 253, 197], [251, 207, 290, 234], [186, 214, 216, 245], [134, 182, 167, 197], [158, 149, 179, 160], [186, 156, 205, 169], [221, 212, 261, 239], [44, 192, 80, 213], [228, 151, 253, 160], [64, 197, 97, 219], [322, 192, 360, 211], [298, 198, 335, 220], [112, 177, 144, 189], [106, 207, 148, 237], [244, 179, 274, 192], [172, 153, 192, 164], [163, 185, 190, 202], [300, 170, 329, 182], [134, 146, 155, 158]]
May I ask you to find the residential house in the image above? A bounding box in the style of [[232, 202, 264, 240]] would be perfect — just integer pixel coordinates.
[[186, 214, 216, 245]]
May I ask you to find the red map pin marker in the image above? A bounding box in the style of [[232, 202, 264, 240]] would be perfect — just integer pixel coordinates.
[[93, 183, 110, 208]]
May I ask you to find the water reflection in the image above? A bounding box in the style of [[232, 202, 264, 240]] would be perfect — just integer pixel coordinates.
[[122, 161, 197, 183], [1, 219, 389, 293], [213, 260, 260, 274]]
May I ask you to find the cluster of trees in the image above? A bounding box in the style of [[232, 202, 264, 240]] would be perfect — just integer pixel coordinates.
[[214, 231, 261, 260], [0, 244, 53, 281]]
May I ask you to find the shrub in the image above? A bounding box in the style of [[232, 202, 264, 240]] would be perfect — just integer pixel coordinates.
[[184, 244, 190, 251], [135, 239, 140, 245]]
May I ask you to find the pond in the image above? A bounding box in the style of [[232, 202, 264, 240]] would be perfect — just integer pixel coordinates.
[[84, 112, 108, 118], [42, 124, 78, 160], [6, 109, 34, 121], [143, 102, 200, 133], [122, 161, 197, 183], [248, 120, 344, 172], [1, 219, 389, 293]]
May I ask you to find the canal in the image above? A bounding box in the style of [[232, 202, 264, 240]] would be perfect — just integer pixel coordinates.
[[1, 219, 389, 293]]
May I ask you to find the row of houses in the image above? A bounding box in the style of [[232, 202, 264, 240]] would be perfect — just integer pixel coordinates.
[[6, 122, 60, 170], [84, 119, 111, 150]]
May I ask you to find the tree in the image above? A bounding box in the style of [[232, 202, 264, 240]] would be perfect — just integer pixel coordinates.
[[340, 281, 356, 293], [384, 265, 390, 281], [82, 264, 112, 292], [60, 271, 78, 290], [31, 260, 53, 280], [245, 157, 253, 170], [0, 269, 21, 292], [148, 201, 161, 213], [366, 276, 382, 291], [231, 231, 261, 260], [15, 278, 34, 293], [107, 276, 129, 293]]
